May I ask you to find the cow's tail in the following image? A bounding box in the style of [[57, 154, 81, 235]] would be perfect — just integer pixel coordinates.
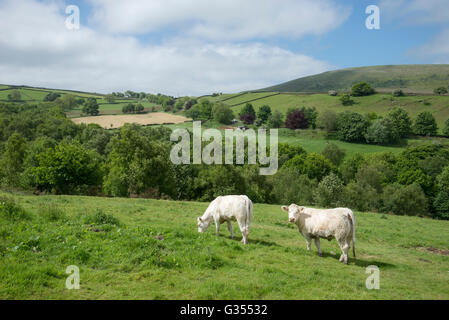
[[348, 209, 356, 258], [244, 196, 253, 238]]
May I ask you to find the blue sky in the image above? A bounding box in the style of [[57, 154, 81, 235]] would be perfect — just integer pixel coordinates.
[[0, 0, 448, 95]]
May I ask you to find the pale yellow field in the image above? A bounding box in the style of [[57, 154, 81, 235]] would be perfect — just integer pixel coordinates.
[[71, 112, 191, 129]]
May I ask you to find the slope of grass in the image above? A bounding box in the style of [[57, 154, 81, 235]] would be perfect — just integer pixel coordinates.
[[1, 192, 448, 300], [229, 93, 449, 131], [261, 64, 449, 94]]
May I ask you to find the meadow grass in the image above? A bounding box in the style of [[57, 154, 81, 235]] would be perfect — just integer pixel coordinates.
[[0, 192, 448, 299]]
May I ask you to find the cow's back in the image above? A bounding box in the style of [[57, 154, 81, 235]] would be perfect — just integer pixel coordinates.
[[301, 207, 352, 239], [214, 195, 250, 221]]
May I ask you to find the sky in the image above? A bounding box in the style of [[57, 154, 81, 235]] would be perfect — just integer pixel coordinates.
[[0, 0, 448, 96]]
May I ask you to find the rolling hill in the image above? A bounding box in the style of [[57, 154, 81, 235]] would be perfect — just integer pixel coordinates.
[[260, 64, 449, 94]]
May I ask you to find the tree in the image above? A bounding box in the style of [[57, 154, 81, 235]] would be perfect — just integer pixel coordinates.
[[413, 111, 438, 136], [365, 118, 399, 145], [381, 183, 428, 216], [213, 103, 234, 124], [434, 87, 448, 95], [44, 92, 61, 102], [317, 109, 338, 133], [314, 173, 344, 207], [267, 110, 283, 128], [257, 105, 272, 124], [392, 89, 405, 97], [386, 107, 412, 138], [239, 103, 256, 124], [285, 109, 307, 129], [340, 94, 354, 106], [270, 169, 317, 205], [351, 82, 375, 96], [82, 98, 99, 116], [32, 141, 102, 194], [284, 153, 334, 181], [443, 118, 449, 137], [322, 143, 346, 166], [56, 94, 78, 111], [135, 104, 145, 113], [337, 111, 369, 142], [0, 132, 27, 186], [300, 107, 318, 129], [105, 94, 116, 103], [122, 103, 135, 114], [7, 90, 21, 101]]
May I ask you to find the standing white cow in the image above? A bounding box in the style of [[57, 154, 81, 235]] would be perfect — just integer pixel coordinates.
[[281, 204, 356, 264], [197, 195, 253, 244]]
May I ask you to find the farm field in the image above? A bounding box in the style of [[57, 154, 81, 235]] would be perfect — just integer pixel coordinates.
[[0, 192, 448, 299], [71, 112, 191, 129]]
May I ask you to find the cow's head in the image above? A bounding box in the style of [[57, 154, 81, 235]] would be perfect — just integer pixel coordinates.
[[197, 217, 210, 233], [281, 204, 304, 223]]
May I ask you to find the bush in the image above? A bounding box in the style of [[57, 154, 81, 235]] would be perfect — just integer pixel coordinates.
[[257, 105, 272, 124], [339, 94, 354, 106], [213, 103, 234, 124], [343, 182, 378, 212], [433, 191, 449, 220], [341, 153, 365, 183], [0, 197, 30, 221], [443, 119, 449, 137], [314, 173, 344, 207], [267, 110, 283, 128], [381, 183, 428, 216], [386, 107, 412, 138], [239, 103, 256, 124], [321, 143, 346, 166], [434, 87, 448, 95], [328, 90, 337, 96], [365, 118, 399, 145], [413, 111, 438, 136], [82, 98, 99, 116], [351, 82, 375, 97], [355, 163, 386, 193], [337, 111, 369, 142], [392, 89, 405, 97], [317, 110, 338, 133], [285, 109, 307, 129], [270, 169, 317, 205]]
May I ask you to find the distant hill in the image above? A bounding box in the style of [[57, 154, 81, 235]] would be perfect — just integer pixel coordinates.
[[261, 64, 449, 94]]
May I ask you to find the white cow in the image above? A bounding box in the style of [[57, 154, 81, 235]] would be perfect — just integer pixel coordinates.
[[281, 204, 356, 264], [197, 195, 253, 244]]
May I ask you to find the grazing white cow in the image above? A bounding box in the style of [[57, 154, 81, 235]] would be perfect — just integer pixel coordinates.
[[197, 195, 253, 244], [281, 204, 356, 264]]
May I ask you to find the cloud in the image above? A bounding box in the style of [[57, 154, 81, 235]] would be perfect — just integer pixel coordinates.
[[0, 0, 333, 96], [89, 0, 350, 41], [380, 0, 449, 25], [411, 29, 449, 63]]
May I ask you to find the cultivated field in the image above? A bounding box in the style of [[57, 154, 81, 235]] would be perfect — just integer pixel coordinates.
[[71, 112, 191, 129], [0, 192, 448, 299]]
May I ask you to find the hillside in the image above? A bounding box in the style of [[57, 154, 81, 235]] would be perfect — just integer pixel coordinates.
[[261, 64, 449, 94], [0, 192, 448, 299]]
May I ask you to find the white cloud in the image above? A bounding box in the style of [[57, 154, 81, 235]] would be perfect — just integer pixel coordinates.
[[88, 0, 350, 40], [380, 0, 449, 25], [411, 29, 449, 63], [0, 0, 337, 96]]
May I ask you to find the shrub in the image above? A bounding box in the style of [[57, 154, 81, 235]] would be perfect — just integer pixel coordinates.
[[257, 105, 272, 124], [328, 90, 337, 96], [82, 98, 99, 116], [239, 103, 256, 124], [365, 118, 399, 145], [392, 89, 405, 97], [321, 143, 346, 166], [270, 169, 317, 205], [317, 110, 338, 133], [0, 197, 30, 221], [355, 164, 386, 193], [314, 173, 344, 207], [341, 153, 365, 183], [386, 107, 412, 138], [337, 111, 369, 142], [433, 191, 449, 220], [285, 109, 307, 129], [267, 110, 283, 128], [302, 153, 335, 181], [339, 94, 354, 106], [443, 119, 449, 137], [343, 182, 378, 212], [413, 111, 438, 136], [213, 103, 234, 124], [381, 183, 428, 216], [434, 87, 448, 95], [351, 82, 375, 96]]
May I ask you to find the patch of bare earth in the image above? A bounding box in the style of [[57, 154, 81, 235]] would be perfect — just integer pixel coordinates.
[[416, 246, 449, 256], [71, 112, 190, 129]]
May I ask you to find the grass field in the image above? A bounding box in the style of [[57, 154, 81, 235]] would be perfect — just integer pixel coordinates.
[[0, 192, 448, 299]]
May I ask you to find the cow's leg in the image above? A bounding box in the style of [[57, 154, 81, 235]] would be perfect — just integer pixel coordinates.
[[237, 219, 248, 244], [314, 238, 323, 257], [227, 221, 234, 239], [342, 242, 350, 264], [304, 235, 312, 251], [215, 219, 220, 236], [338, 240, 345, 262]]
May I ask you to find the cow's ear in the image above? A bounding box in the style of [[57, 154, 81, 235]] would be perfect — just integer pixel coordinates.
[[198, 217, 202, 222], [281, 206, 288, 212]]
